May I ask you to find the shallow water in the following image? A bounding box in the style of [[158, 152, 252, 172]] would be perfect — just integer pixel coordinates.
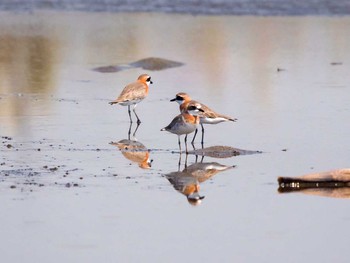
[[1, 0, 350, 15], [1, 11, 350, 263]]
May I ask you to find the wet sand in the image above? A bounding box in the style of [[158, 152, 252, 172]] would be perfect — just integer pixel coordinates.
[[1, 11, 350, 263]]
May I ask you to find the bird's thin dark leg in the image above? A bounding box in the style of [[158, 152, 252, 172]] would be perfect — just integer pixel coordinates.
[[191, 128, 198, 145], [128, 121, 132, 140], [184, 134, 188, 154], [133, 105, 141, 125], [200, 123, 205, 148], [178, 152, 182, 171], [191, 138, 197, 162], [133, 122, 140, 138], [178, 136, 181, 153], [128, 105, 133, 123], [178, 136, 182, 170], [184, 151, 188, 169]]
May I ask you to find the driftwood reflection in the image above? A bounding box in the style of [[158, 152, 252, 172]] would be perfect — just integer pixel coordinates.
[[278, 169, 350, 198], [165, 161, 235, 205]]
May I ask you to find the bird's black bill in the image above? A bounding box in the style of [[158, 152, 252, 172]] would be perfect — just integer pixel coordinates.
[[171, 96, 184, 102]]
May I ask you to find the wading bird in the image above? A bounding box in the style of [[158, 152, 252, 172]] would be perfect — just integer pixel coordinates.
[[170, 92, 237, 145], [109, 74, 153, 124], [161, 103, 204, 153]]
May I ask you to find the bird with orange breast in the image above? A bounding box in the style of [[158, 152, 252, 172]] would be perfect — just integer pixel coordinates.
[[109, 74, 153, 124], [161, 103, 204, 153], [170, 92, 237, 145]]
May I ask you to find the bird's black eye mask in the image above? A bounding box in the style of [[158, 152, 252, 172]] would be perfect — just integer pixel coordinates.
[[188, 105, 204, 112]]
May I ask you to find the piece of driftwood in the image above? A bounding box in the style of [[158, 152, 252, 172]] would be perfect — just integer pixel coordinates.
[[278, 169, 350, 198]]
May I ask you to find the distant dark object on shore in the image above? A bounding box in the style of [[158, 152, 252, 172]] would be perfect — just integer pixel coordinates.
[[330, 62, 343, 66], [93, 57, 184, 73], [1, 0, 350, 16], [278, 168, 350, 198]]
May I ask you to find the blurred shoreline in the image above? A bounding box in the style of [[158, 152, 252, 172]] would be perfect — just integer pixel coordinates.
[[0, 0, 350, 16]]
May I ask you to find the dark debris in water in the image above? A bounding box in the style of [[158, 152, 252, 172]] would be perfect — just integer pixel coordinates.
[[93, 65, 127, 73], [93, 57, 184, 73], [0, 166, 84, 191], [188, 145, 262, 158], [130, 57, 184, 70]]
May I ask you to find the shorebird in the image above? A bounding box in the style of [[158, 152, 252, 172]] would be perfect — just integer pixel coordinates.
[[170, 92, 237, 145], [161, 103, 204, 153], [109, 74, 153, 124]]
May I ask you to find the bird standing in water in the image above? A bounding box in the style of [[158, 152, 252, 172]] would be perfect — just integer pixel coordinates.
[[170, 92, 237, 146], [109, 74, 153, 124], [161, 103, 204, 153]]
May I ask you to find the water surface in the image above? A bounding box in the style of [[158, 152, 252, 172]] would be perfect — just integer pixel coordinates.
[[1, 11, 350, 263]]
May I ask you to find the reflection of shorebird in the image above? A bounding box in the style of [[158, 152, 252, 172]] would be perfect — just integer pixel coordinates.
[[110, 139, 152, 169], [161, 103, 204, 153], [109, 74, 153, 124], [166, 162, 234, 205], [170, 92, 237, 145]]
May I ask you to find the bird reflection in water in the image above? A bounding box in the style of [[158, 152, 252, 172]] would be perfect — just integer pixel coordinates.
[[164, 144, 261, 205], [165, 160, 235, 205], [110, 122, 152, 169]]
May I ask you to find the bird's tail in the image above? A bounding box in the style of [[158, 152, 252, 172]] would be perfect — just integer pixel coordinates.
[[109, 101, 118, 105], [229, 117, 238, 122]]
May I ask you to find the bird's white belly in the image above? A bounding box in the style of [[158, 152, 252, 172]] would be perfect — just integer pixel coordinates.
[[172, 122, 197, 135], [201, 116, 227, 124], [119, 99, 142, 106]]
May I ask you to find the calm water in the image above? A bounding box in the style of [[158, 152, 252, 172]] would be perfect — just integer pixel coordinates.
[[1, 12, 350, 262]]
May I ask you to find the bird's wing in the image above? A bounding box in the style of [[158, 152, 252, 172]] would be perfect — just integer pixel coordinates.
[[164, 114, 183, 130], [116, 82, 147, 102], [198, 102, 236, 121]]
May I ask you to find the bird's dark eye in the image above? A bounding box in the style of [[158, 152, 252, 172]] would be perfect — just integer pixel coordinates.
[[146, 77, 151, 81], [188, 105, 196, 111]]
